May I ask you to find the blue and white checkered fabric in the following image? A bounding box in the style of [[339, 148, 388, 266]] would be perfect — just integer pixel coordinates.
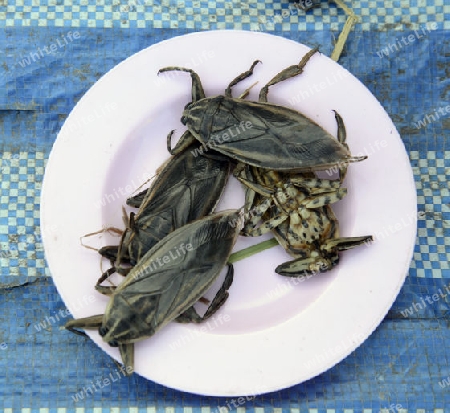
[[0, 0, 449, 30]]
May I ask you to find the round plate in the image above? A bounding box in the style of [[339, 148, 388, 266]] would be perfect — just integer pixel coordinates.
[[40, 31, 416, 396]]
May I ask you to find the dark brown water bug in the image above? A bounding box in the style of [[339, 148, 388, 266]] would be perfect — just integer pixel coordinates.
[[96, 139, 231, 285], [96, 66, 260, 286], [159, 47, 366, 172], [65, 209, 242, 372]]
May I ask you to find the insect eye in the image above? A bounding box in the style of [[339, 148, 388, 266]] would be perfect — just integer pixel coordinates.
[[99, 326, 108, 337], [183, 102, 193, 111], [108, 340, 119, 347]]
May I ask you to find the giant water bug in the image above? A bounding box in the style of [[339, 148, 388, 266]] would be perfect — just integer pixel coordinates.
[[66, 210, 242, 373]]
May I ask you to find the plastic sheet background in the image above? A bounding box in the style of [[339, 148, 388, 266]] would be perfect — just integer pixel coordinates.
[[0, 0, 449, 410]]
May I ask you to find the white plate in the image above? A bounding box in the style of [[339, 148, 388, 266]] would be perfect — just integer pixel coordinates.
[[41, 31, 417, 396]]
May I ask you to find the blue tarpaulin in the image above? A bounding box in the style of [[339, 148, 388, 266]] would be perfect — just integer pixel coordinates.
[[0, 0, 450, 410]]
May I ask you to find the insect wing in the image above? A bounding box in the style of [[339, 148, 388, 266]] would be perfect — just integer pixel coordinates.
[[102, 210, 241, 344], [123, 145, 230, 262], [100, 269, 179, 344], [129, 185, 194, 257], [188, 96, 350, 171], [138, 143, 230, 220]]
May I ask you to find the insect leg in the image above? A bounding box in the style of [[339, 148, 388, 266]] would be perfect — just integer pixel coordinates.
[[244, 212, 288, 236], [98, 245, 120, 263], [290, 176, 341, 192], [167, 130, 197, 156], [234, 163, 261, 211], [275, 254, 333, 277], [333, 110, 350, 182], [304, 188, 347, 208], [203, 264, 234, 319], [259, 47, 320, 102], [241, 198, 273, 236], [96, 228, 133, 284], [334, 111, 348, 149], [158, 67, 206, 102], [236, 174, 273, 198], [95, 284, 118, 295], [174, 307, 204, 323], [277, 236, 373, 278], [64, 314, 104, 336], [225, 60, 261, 98], [321, 235, 373, 254], [244, 184, 258, 214], [333, 111, 368, 182], [96, 267, 117, 286], [175, 265, 234, 323]]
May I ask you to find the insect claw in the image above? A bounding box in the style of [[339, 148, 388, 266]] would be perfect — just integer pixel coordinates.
[[225, 60, 262, 97], [96, 266, 117, 285], [166, 130, 176, 153], [304, 45, 320, 60], [348, 155, 368, 163]]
